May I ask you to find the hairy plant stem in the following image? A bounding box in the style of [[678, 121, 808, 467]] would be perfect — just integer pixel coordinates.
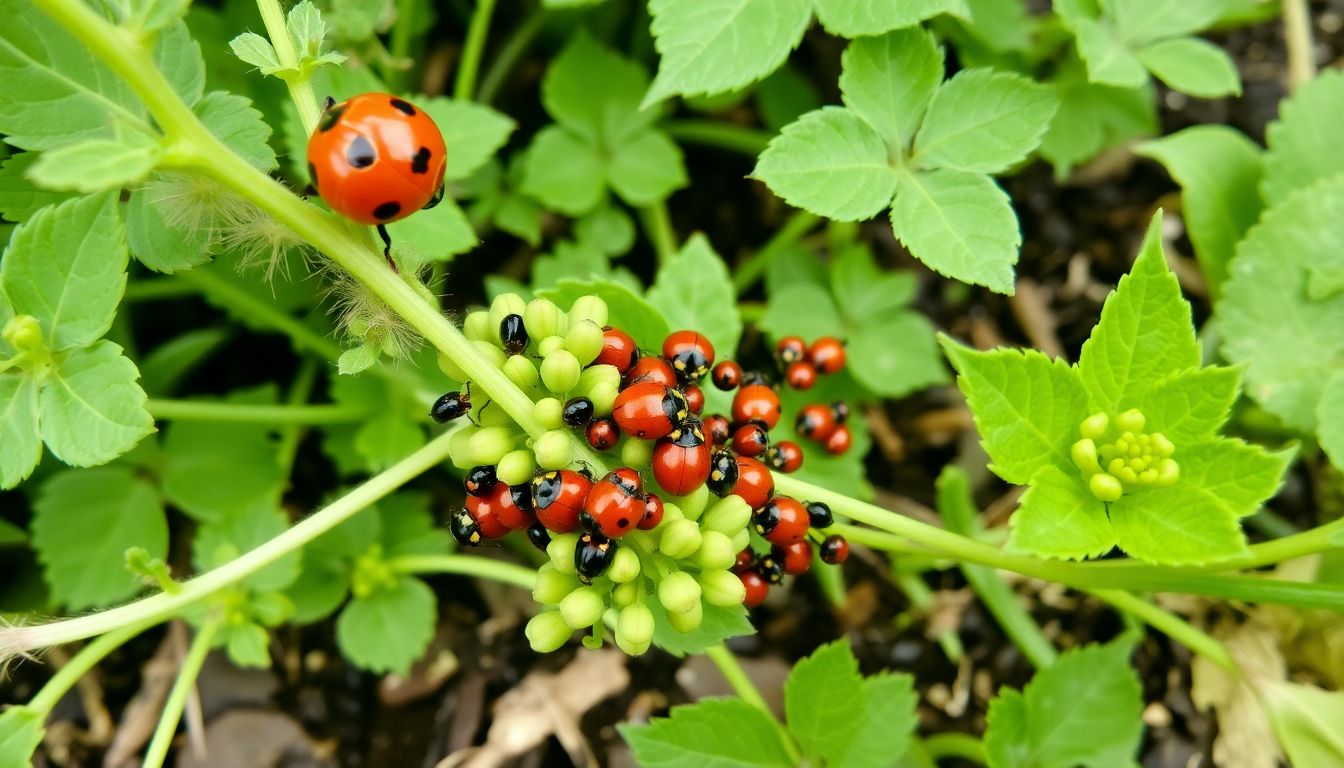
[[146, 398, 368, 425], [1282, 0, 1316, 90], [26, 622, 154, 715], [141, 617, 220, 768], [454, 0, 498, 100], [663, 120, 771, 156], [703, 644, 802, 764], [732, 210, 819, 295]]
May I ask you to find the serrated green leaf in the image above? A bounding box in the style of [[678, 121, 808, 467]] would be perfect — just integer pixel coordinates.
[[521, 125, 605, 216], [539, 278, 671, 350], [1007, 465, 1116, 560], [543, 33, 654, 146], [28, 133, 162, 194], [848, 314, 946, 398], [785, 640, 864, 763], [1319, 375, 1344, 471], [355, 410, 425, 472], [984, 640, 1144, 768], [941, 339, 1090, 485], [286, 0, 327, 58], [156, 21, 206, 108], [387, 197, 477, 265], [161, 389, 284, 521], [890, 169, 1018, 293], [754, 107, 897, 222], [125, 185, 213, 273], [1068, 16, 1148, 88], [960, 0, 1031, 53], [1135, 37, 1240, 98], [39, 341, 154, 467], [644, 0, 812, 107], [336, 575, 435, 674], [834, 674, 918, 768], [1219, 177, 1344, 431], [31, 467, 167, 610], [1136, 126, 1262, 298], [607, 130, 687, 205], [1112, 0, 1224, 45], [619, 698, 794, 768], [1078, 212, 1199, 412], [838, 29, 943, 152], [195, 91, 277, 170], [759, 283, 845, 341], [0, 153, 77, 221], [193, 501, 300, 591], [649, 600, 754, 657], [420, 98, 515, 181], [532, 240, 618, 291], [229, 32, 282, 73], [647, 234, 742, 358], [0, 706, 43, 768], [913, 69, 1058, 174], [1265, 682, 1344, 767], [814, 0, 967, 37], [1132, 366, 1239, 445], [0, 375, 41, 489], [1, 193, 127, 350], [1261, 70, 1344, 207]]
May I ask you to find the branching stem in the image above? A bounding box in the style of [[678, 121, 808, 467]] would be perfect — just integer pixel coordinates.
[[141, 618, 220, 768]]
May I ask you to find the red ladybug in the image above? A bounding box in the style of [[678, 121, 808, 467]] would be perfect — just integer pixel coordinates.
[[775, 336, 806, 366], [583, 473, 644, 538], [683, 384, 705, 414], [662, 330, 715, 383], [831, 401, 851, 425], [625, 356, 678, 388], [774, 540, 812, 575], [594, 327, 640, 374], [785, 361, 817, 390], [766, 441, 803, 473], [652, 418, 712, 496], [612, 382, 688, 440], [471, 482, 533, 532], [820, 535, 850, 564], [731, 456, 775, 511], [754, 497, 808, 545], [586, 417, 620, 451], [308, 93, 446, 254], [732, 384, 781, 430], [732, 549, 755, 573], [450, 497, 510, 546], [796, 403, 838, 442], [711, 360, 742, 391], [808, 337, 846, 374], [610, 466, 644, 495], [639, 493, 665, 530], [731, 423, 770, 458], [531, 470, 592, 533], [704, 414, 731, 446], [739, 569, 769, 607], [825, 424, 853, 455]]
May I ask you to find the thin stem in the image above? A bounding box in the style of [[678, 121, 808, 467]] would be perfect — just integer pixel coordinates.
[[26, 622, 152, 714], [639, 201, 678, 266], [923, 732, 987, 764], [454, 0, 498, 101], [0, 430, 458, 656], [477, 11, 546, 104], [255, 0, 321, 134], [276, 358, 319, 477], [703, 644, 801, 764], [386, 0, 420, 90], [1282, 0, 1316, 91], [1091, 589, 1235, 671], [146, 398, 368, 424], [733, 211, 819, 296], [893, 569, 965, 662], [663, 120, 771, 156], [390, 554, 537, 589], [141, 618, 220, 768]]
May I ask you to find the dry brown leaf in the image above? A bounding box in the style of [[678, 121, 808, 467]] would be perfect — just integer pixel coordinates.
[[1191, 618, 1284, 768], [176, 710, 333, 768], [102, 626, 182, 768]]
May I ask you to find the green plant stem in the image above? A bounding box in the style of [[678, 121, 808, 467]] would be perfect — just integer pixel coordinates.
[[663, 120, 771, 156], [1282, 0, 1316, 90], [0, 429, 458, 657], [390, 554, 537, 589], [477, 10, 546, 104], [1247, 508, 1300, 539], [703, 644, 802, 765], [122, 278, 196, 302], [1091, 589, 1235, 671], [255, 0, 321, 133], [923, 732, 987, 764], [142, 618, 221, 768], [639, 201, 678, 266], [146, 398, 368, 424], [454, 0, 498, 100], [893, 569, 964, 662], [276, 358, 319, 477], [733, 210, 819, 296], [26, 621, 152, 714], [386, 0, 420, 90]]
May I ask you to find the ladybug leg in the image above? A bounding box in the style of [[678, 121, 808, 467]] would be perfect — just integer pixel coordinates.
[[323, 95, 336, 110], [376, 223, 398, 272]]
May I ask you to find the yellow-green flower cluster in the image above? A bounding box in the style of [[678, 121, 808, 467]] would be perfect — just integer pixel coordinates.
[[1071, 409, 1179, 502]]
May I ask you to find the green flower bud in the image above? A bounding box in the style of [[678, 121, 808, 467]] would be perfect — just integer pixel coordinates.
[[449, 426, 480, 470], [612, 580, 640, 607], [666, 599, 703, 632], [569, 295, 609, 328], [578, 364, 622, 394], [463, 310, 493, 343], [1089, 473, 1123, 502], [533, 563, 581, 604], [477, 397, 515, 427], [1079, 412, 1110, 440], [1156, 458, 1179, 485], [693, 531, 737, 570], [471, 340, 507, 368], [538, 335, 565, 357], [666, 485, 710, 521], [698, 568, 747, 608], [658, 571, 702, 615], [523, 298, 562, 342], [730, 528, 751, 552], [533, 429, 574, 470], [541, 349, 581, 394], [488, 293, 527, 333], [1151, 432, 1175, 458], [503, 355, 541, 392], [497, 449, 537, 486], [466, 426, 515, 466], [548, 533, 580, 573], [616, 603, 654, 655], [564, 320, 606, 366], [1115, 409, 1146, 433], [559, 585, 607, 629], [608, 546, 642, 583], [701, 496, 751, 535], [526, 610, 572, 653], [620, 437, 653, 469], [587, 382, 619, 418], [2, 315, 43, 354], [436, 350, 466, 381], [660, 503, 685, 525], [534, 397, 565, 430], [1071, 439, 1100, 476], [659, 519, 703, 560]]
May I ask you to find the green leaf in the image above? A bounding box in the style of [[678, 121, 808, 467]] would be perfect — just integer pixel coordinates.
[[386, 198, 477, 265], [984, 640, 1143, 768], [757, 65, 821, 133], [848, 314, 946, 398], [834, 674, 918, 768], [1132, 366, 1239, 445], [1111, 0, 1225, 45], [1136, 126, 1262, 298], [1265, 682, 1344, 767], [39, 341, 154, 467], [532, 240, 618, 291], [336, 575, 436, 674], [223, 621, 272, 668], [0, 706, 43, 768], [354, 410, 425, 472], [830, 245, 917, 319], [539, 279, 671, 350], [138, 326, 231, 395], [576, 205, 636, 256], [0, 517, 26, 546], [421, 98, 515, 181], [543, 33, 654, 146], [647, 234, 742, 358], [838, 29, 944, 153], [1, 193, 127, 350], [1219, 177, 1344, 431], [161, 388, 284, 521], [1319, 376, 1344, 471], [644, 0, 812, 106], [1261, 70, 1344, 208], [913, 69, 1058, 174], [27, 133, 163, 193], [1067, 16, 1148, 88], [759, 283, 845, 341], [814, 0, 968, 37], [193, 501, 300, 591], [337, 344, 377, 376], [1135, 37, 1240, 98], [890, 169, 1018, 293], [378, 493, 450, 557], [230, 31, 282, 73], [0, 153, 77, 222], [195, 91, 277, 170], [1040, 60, 1156, 178], [619, 698, 794, 767], [31, 467, 167, 610], [764, 244, 827, 295], [1077, 212, 1199, 413], [521, 125, 605, 216], [649, 600, 754, 657], [607, 130, 687, 205], [785, 640, 864, 763], [0, 374, 41, 489], [125, 186, 213, 273], [754, 107, 897, 222], [1008, 465, 1116, 560], [775, 378, 874, 499], [286, 548, 351, 624], [130, 0, 191, 33], [155, 21, 206, 107], [940, 339, 1090, 485]]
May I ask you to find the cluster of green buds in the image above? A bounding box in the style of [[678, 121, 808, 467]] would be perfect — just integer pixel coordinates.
[[1071, 409, 1179, 502]]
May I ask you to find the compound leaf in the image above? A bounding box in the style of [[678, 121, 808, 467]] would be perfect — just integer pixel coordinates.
[[814, 0, 968, 37], [607, 129, 687, 205], [619, 698, 794, 768], [0, 374, 41, 489], [1135, 37, 1240, 98], [913, 69, 1058, 174], [891, 169, 1018, 293], [753, 107, 897, 222], [521, 125, 605, 216], [784, 640, 864, 763], [838, 29, 943, 151], [39, 341, 154, 468]]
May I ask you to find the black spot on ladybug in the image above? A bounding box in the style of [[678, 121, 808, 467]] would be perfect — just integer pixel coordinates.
[[318, 103, 346, 132], [373, 201, 402, 220], [347, 135, 376, 168], [411, 146, 431, 174], [618, 518, 629, 528], [389, 97, 416, 116], [307, 162, 318, 191]]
